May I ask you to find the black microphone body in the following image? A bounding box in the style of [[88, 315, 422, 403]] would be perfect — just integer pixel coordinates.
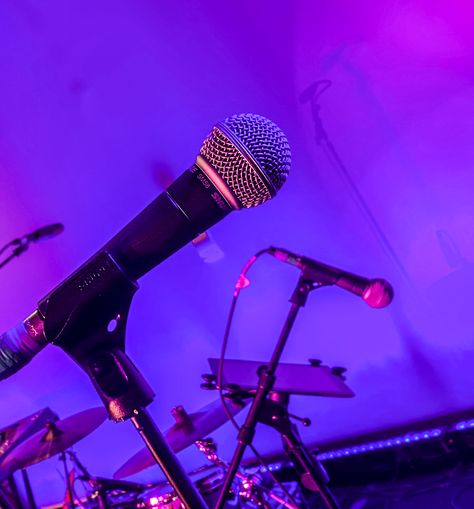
[[103, 164, 231, 281], [268, 247, 393, 308], [35, 163, 233, 346], [0, 165, 231, 381], [0, 114, 291, 380]]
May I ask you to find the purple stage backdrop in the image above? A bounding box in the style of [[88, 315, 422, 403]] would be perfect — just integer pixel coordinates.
[[1, 0, 473, 505]]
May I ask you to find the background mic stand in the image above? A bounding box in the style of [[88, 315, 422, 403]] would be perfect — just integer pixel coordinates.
[[215, 273, 318, 509], [0, 242, 29, 271], [259, 392, 341, 509], [67, 450, 146, 508], [37, 252, 208, 509]]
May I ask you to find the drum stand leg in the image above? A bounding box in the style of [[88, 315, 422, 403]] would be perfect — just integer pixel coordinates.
[[59, 453, 75, 508], [5, 474, 23, 509], [20, 470, 37, 509]]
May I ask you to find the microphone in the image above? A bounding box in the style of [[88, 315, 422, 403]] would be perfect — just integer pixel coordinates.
[[268, 247, 393, 308], [24, 223, 65, 243], [0, 224, 65, 272], [1, 223, 64, 255], [0, 114, 291, 380]]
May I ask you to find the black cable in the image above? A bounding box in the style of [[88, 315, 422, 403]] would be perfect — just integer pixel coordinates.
[[217, 248, 299, 508]]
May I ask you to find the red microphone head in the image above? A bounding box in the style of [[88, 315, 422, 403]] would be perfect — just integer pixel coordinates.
[[362, 279, 394, 308]]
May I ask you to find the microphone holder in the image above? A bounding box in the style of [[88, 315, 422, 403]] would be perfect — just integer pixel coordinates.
[[38, 252, 208, 509], [215, 272, 341, 509]]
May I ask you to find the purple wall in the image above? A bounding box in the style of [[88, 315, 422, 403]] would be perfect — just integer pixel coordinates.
[[1, 0, 473, 505]]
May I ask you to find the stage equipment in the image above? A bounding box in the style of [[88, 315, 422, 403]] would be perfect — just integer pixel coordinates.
[[63, 450, 147, 509], [0, 408, 106, 476], [207, 360, 353, 509], [0, 113, 291, 509], [213, 254, 392, 509], [195, 437, 298, 509], [0, 408, 58, 468], [268, 246, 393, 308], [0, 223, 64, 271], [114, 396, 248, 479], [207, 358, 354, 397], [140, 465, 229, 509], [0, 408, 59, 508]]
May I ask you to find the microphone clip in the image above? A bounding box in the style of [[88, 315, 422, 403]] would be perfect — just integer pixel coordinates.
[[38, 252, 155, 421]]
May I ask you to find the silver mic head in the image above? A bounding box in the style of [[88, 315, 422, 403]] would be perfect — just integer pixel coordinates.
[[199, 113, 291, 209]]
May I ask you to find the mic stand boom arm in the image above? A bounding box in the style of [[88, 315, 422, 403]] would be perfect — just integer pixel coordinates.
[[37, 251, 207, 509]]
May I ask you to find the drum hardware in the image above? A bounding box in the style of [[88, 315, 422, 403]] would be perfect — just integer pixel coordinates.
[[194, 439, 297, 509], [214, 274, 345, 509], [0, 408, 107, 509], [21, 469, 37, 509], [0, 408, 62, 509], [0, 409, 59, 464], [138, 465, 230, 509], [65, 450, 147, 509], [205, 380, 344, 509], [0, 408, 107, 477], [114, 397, 248, 480]]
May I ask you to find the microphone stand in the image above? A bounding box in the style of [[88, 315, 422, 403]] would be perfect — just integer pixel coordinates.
[[0, 243, 28, 271], [215, 272, 328, 509], [37, 252, 207, 509], [258, 392, 341, 509]]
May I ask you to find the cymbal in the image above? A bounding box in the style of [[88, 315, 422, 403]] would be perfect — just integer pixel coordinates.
[[114, 397, 247, 479], [1, 407, 107, 475]]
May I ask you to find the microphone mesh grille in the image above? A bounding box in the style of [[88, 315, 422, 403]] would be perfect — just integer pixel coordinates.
[[199, 114, 291, 208]]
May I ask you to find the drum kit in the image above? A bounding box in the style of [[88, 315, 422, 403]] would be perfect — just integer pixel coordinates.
[[0, 359, 354, 508]]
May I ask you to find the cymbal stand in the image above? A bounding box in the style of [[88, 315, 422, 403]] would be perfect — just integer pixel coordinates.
[[38, 252, 208, 509], [65, 451, 105, 509], [58, 452, 76, 509], [20, 469, 37, 509], [67, 450, 145, 509]]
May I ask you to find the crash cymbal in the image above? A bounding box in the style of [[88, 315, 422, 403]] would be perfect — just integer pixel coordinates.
[[114, 397, 247, 479], [1, 407, 107, 476]]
